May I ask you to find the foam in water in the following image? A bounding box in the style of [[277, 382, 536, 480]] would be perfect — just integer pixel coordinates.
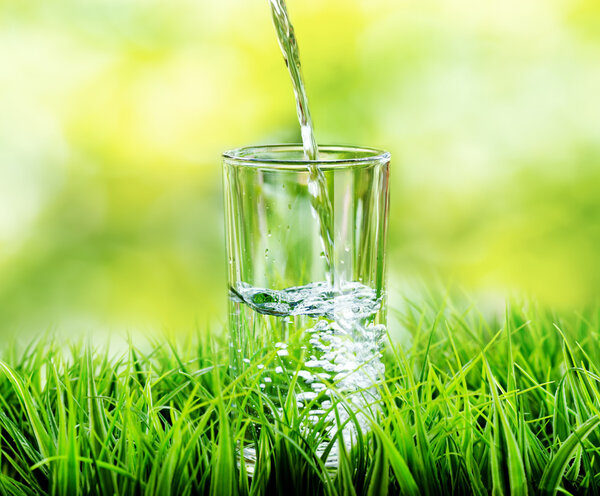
[[231, 281, 386, 463]]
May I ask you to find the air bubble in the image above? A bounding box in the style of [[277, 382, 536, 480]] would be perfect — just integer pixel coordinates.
[[232, 280, 385, 435]]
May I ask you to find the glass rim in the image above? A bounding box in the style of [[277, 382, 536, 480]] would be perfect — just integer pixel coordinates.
[[222, 144, 390, 169]]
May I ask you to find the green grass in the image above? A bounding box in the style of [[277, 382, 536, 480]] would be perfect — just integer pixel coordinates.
[[1, 294, 600, 495]]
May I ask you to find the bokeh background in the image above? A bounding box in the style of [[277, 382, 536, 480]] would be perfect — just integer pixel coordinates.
[[1, 0, 599, 337]]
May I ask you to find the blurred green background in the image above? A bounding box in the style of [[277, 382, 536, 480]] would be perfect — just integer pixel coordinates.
[[1, 0, 599, 337]]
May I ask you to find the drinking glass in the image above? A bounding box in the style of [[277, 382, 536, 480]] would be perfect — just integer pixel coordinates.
[[223, 144, 390, 451]]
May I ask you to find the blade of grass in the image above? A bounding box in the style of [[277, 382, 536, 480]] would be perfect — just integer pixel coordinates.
[[539, 415, 600, 496]]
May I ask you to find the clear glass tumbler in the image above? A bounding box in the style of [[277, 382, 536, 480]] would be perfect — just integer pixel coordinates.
[[223, 144, 390, 451]]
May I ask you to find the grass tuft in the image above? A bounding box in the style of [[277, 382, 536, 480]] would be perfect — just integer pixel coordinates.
[[0, 296, 599, 494]]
